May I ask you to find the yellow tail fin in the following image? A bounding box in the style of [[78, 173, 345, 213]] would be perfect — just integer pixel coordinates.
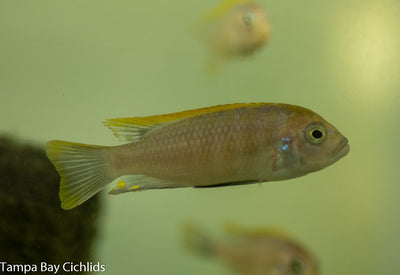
[[46, 140, 113, 210]]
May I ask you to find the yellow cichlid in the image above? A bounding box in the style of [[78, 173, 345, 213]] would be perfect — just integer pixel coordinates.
[[46, 103, 349, 210], [199, 0, 271, 71], [183, 222, 319, 275]]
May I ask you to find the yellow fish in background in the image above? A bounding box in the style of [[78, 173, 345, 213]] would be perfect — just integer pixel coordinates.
[[183, 222, 319, 275], [199, 0, 271, 71], [46, 103, 349, 210]]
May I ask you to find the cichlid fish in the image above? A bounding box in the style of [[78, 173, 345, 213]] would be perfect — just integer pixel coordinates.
[[199, 0, 271, 71], [46, 103, 349, 210], [183, 222, 319, 275]]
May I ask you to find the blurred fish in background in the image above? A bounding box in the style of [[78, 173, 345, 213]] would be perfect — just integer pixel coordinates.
[[183, 222, 319, 275], [197, 0, 271, 72]]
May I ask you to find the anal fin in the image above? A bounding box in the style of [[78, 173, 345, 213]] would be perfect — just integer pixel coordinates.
[[108, 175, 181, 195]]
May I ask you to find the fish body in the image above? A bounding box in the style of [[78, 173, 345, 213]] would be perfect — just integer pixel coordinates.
[[183, 223, 319, 275], [199, 0, 271, 70], [46, 103, 349, 209]]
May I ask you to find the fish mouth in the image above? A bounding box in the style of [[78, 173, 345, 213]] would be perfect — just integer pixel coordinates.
[[332, 138, 350, 160]]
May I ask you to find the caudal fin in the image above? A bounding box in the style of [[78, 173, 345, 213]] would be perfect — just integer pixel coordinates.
[[182, 224, 215, 257], [46, 140, 114, 210]]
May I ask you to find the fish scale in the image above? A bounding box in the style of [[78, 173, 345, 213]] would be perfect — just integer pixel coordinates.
[[111, 107, 283, 186]]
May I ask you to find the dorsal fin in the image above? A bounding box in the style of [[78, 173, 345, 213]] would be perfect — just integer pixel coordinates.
[[102, 119, 158, 142], [205, 0, 250, 21], [223, 221, 291, 240], [103, 103, 265, 142]]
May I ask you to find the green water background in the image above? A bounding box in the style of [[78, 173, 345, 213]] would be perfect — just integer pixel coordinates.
[[1, 0, 399, 274]]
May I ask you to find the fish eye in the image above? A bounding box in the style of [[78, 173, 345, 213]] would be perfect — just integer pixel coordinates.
[[243, 13, 254, 27], [312, 129, 323, 139], [305, 123, 327, 144], [291, 259, 304, 273]]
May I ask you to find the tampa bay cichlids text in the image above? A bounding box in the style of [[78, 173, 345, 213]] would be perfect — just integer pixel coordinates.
[[0, 261, 106, 274]]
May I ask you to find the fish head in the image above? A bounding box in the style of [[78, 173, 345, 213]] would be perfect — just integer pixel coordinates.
[[277, 107, 350, 176], [239, 235, 319, 275], [216, 2, 271, 55], [279, 244, 319, 275], [264, 235, 319, 275], [235, 3, 271, 53]]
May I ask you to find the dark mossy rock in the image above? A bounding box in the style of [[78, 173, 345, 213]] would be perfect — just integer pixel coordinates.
[[0, 136, 102, 273]]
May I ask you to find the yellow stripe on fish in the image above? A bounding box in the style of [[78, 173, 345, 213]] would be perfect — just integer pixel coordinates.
[[103, 103, 266, 141], [223, 221, 292, 241], [46, 103, 349, 210], [204, 0, 251, 21]]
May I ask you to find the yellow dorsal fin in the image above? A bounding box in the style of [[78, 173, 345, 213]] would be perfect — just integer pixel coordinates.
[[223, 221, 291, 240], [103, 103, 265, 142], [205, 0, 250, 21]]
